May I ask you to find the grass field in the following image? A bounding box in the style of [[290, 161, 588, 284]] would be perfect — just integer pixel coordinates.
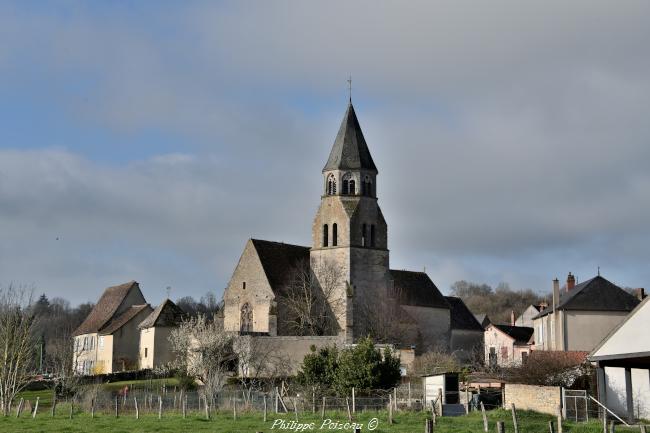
[[0, 407, 644, 433]]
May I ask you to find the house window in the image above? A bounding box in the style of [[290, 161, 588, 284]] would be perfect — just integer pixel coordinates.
[[489, 347, 497, 367], [500, 346, 509, 362], [332, 223, 338, 246], [323, 224, 328, 247], [240, 303, 253, 333], [144, 347, 148, 358], [521, 351, 528, 364]]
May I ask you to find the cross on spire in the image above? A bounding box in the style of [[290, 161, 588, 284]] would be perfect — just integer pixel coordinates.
[[347, 75, 352, 103]]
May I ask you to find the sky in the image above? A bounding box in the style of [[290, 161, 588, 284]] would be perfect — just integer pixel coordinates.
[[1, 1, 650, 306]]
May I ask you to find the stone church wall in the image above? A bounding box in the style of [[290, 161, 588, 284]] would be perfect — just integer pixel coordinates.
[[401, 305, 451, 351], [249, 335, 343, 376]]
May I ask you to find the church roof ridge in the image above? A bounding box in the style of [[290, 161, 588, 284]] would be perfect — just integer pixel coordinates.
[[323, 103, 377, 173]]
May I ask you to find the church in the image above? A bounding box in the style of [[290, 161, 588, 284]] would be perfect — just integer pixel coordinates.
[[222, 102, 482, 361]]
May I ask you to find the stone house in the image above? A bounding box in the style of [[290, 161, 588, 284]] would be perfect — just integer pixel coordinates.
[[72, 281, 152, 374], [223, 102, 464, 366], [484, 323, 534, 367], [532, 273, 640, 352], [138, 298, 186, 370], [590, 292, 650, 422]]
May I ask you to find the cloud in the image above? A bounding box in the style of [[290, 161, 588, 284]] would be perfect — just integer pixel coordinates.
[[1, 1, 650, 301]]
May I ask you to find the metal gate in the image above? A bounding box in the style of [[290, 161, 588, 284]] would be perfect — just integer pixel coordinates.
[[563, 389, 590, 422]]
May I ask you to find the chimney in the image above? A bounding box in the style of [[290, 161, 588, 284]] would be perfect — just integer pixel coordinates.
[[636, 288, 646, 301], [552, 278, 560, 312], [510, 310, 516, 326], [566, 272, 576, 292], [538, 301, 548, 311]]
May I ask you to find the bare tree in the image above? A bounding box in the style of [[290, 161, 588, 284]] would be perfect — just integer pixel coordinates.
[[356, 287, 417, 346], [167, 315, 236, 405], [0, 285, 37, 416], [278, 258, 343, 336]]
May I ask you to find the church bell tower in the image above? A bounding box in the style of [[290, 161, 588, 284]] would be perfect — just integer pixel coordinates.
[[310, 102, 390, 343]]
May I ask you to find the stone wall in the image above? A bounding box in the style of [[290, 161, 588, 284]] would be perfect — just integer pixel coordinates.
[[504, 383, 561, 416], [248, 335, 342, 376]]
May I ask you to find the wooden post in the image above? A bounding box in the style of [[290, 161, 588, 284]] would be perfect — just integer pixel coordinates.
[[321, 396, 325, 419], [69, 401, 73, 419], [182, 395, 186, 419], [158, 395, 162, 419], [275, 387, 279, 414], [608, 421, 615, 433], [15, 398, 23, 418], [465, 386, 470, 414], [394, 388, 398, 410], [425, 418, 433, 433], [549, 420, 555, 433], [557, 406, 563, 433], [234, 396, 238, 420], [293, 397, 298, 421], [388, 396, 393, 424], [497, 420, 506, 433], [173, 394, 176, 411], [511, 403, 519, 433], [639, 425, 647, 433], [91, 398, 95, 419], [352, 387, 356, 414], [134, 397, 139, 419], [603, 411, 607, 433], [115, 396, 119, 418], [312, 388, 315, 414], [481, 401, 488, 432], [346, 397, 352, 422], [438, 388, 443, 416], [32, 397, 39, 418], [263, 394, 268, 422], [408, 382, 412, 409], [51, 394, 56, 417], [204, 396, 210, 420]]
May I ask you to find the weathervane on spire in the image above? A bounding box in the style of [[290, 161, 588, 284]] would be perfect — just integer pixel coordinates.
[[347, 75, 352, 103]]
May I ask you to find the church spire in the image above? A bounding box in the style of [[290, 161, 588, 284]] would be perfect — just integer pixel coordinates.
[[323, 103, 377, 173]]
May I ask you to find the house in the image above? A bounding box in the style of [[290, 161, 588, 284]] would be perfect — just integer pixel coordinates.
[[484, 324, 534, 367], [513, 304, 546, 327], [72, 281, 152, 374], [474, 313, 491, 329], [445, 296, 484, 363], [222, 102, 455, 360], [138, 298, 187, 370], [589, 291, 650, 423], [532, 273, 640, 352]]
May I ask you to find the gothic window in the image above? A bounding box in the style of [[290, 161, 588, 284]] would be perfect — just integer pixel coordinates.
[[370, 224, 376, 247], [342, 180, 349, 195], [327, 175, 337, 195], [240, 303, 253, 333], [342, 173, 354, 195], [367, 181, 373, 197], [323, 224, 329, 247], [361, 223, 367, 247], [361, 181, 366, 196], [349, 179, 355, 195], [332, 223, 338, 246], [363, 176, 373, 197]]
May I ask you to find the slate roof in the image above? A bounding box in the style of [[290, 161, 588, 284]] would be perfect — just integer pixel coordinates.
[[73, 281, 142, 336], [100, 304, 152, 335], [445, 296, 484, 331], [474, 314, 491, 329], [251, 239, 310, 292], [390, 270, 450, 309], [139, 299, 186, 329], [534, 275, 640, 319], [323, 103, 377, 173], [492, 324, 534, 345]]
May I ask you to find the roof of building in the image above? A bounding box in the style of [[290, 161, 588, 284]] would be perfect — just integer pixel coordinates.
[[100, 304, 152, 335], [491, 324, 534, 345], [251, 239, 310, 292], [474, 313, 491, 329], [534, 275, 640, 319], [139, 298, 187, 329], [323, 103, 377, 173], [445, 296, 484, 331], [390, 270, 449, 309], [73, 281, 142, 336]]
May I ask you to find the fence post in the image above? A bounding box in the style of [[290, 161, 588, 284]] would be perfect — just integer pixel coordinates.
[[134, 397, 139, 419], [293, 397, 298, 421], [321, 396, 325, 419], [609, 421, 615, 433], [408, 382, 412, 409], [639, 425, 647, 433], [438, 389, 443, 417], [511, 403, 519, 433], [15, 398, 23, 418], [234, 396, 238, 421], [91, 398, 95, 419], [32, 397, 39, 419], [388, 395, 393, 424], [346, 397, 352, 422], [465, 386, 470, 414], [263, 394, 267, 422], [425, 418, 433, 433], [182, 395, 186, 419], [352, 387, 356, 414], [51, 393, 56, 418], [603, 411, 607, 433], [204, 396, 209, 420], [394, 388, 398, 410], [481, 401, 488, 432], [548, 420, 555, 433], [158, 395, 162, 419], [557, 405, 563, 433], [275, 387, 279, 414], [497, 420, 506, 433], [115, 396, 119, 418]]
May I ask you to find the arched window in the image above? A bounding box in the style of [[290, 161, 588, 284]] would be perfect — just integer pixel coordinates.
[[370, 224, 376, 247], [240, 303, 253, 333], [332, 223, 338, 246], [327, 175, 337, 195], [361, 181, 366, 196], [342, 173, 354, 195], [367, 181, 373, 197], [363, 176, 373, 197], [349, 179, 356, 195], [342, 180, 349, 195], [323, 224, 329, 247], [361, 223, 367, 247]]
